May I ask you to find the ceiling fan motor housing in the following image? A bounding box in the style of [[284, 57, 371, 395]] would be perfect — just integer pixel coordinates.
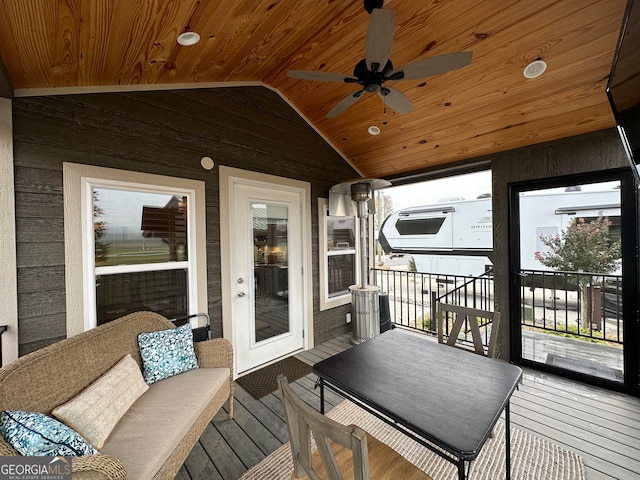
[[364, 0, 384, 14], [354, 58, 394, 92]]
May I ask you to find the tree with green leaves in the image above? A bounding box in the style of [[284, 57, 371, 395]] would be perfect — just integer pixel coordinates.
[[535, 215, 621, 329], [535, 216, 621, 275], [93, 191, 109, 265]]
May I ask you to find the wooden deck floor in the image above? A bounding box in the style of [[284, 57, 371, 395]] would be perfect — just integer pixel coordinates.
[[178, 332, 640, 480]]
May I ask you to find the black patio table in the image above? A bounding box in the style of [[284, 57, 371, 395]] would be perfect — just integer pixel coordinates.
[[313, 328, 523, 480]]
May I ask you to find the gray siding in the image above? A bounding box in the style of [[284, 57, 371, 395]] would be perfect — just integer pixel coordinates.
[[13, 87, 358, 355]]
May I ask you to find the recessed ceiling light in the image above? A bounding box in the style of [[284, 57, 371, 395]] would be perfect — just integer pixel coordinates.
[[523, 59, 547, 79], [177, 32, 200, 46], [368, 125, 381, 136]]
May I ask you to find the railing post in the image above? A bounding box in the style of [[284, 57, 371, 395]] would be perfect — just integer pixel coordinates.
[[430, 291, 437, 332]]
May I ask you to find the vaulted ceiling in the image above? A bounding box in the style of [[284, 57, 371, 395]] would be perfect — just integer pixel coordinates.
[[0, 0, 628, 178]]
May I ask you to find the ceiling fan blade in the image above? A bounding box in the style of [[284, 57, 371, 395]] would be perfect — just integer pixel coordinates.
[[327, 90, 366, 118], [388, 51, 473, 81], [365, 8, 395, 72], [379, 87, 413, 114], [287, 70, 357, 83]]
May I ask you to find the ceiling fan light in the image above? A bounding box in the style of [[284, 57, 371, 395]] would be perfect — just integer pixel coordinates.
[[368, 125, 381, 136], [177, 31, 200, 46], [523, 59, 547, 79]]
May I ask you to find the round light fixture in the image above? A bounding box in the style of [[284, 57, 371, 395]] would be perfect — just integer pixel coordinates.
[[177, 32, 200, 46], [368, 125, 381, 136], [523, 59, 547, 79], [200, 156, 214, 170]]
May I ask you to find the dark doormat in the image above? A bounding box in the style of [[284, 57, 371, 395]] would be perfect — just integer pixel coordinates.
[[237, 356, 313, 399], [546, 353, 624, 382]]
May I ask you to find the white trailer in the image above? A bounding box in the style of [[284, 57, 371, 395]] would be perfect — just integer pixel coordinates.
[[378, 188, 621, 276]]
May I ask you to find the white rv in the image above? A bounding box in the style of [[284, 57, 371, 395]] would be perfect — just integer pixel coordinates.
[[378, 187, 621, 276]]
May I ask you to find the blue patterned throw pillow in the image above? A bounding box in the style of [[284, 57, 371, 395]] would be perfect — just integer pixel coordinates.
[[138, 323, 199, 385], [0, 410, 98, 456]]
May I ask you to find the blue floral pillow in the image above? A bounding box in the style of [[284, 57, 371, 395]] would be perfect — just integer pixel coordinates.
[[138, 323, 199, 385], [0, 410, 98, 456]]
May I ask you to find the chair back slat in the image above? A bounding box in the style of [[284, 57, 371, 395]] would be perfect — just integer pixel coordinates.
[[437, 302, 500, 358], [277, 375, 370, 480]]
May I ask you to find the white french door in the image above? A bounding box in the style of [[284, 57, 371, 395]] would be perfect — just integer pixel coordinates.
[[221, 168, 311, 376]]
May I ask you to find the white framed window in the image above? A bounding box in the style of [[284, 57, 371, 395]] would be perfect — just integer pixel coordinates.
[[318, 198, 359, 311], [64, 163, 207, 336]]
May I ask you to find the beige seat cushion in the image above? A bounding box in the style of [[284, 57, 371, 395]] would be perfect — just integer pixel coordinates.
[[100, 367, 230, 480], [52, 354, 149, 449]]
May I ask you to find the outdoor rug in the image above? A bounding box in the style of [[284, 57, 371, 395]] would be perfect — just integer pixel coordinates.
[[236, 356, 313, 399], [240, 400, 586, 480]]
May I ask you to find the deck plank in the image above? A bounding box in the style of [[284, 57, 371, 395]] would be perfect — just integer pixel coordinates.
[[232, 386, 289, 444], [222, 391, 284, 455], [182, 441, 222, 480], [197, 417, 247, 480]]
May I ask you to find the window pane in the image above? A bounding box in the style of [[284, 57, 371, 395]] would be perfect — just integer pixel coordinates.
[[328, 254, 355, 297], [96, 270, 188, 325], [327, 216, 355, 251], [94, 188, 187, 267], [395, 217, 446, 235]]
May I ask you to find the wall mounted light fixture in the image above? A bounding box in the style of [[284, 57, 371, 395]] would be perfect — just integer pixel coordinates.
[[200, 157, 214, 170]]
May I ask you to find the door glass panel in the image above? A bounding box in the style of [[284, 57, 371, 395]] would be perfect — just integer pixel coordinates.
[[252, 202, 289, 342], [518, 181, 624, 383]]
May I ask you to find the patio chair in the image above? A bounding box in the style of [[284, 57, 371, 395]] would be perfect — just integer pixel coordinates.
[[277, 375, 433, 480], [436, 303, 500, 358]]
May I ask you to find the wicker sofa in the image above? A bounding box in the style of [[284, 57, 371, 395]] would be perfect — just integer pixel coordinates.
[[0, 311, 234, 480]]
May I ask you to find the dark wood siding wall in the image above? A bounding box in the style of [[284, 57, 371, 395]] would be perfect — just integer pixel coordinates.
[[0, 55, 12, 98], [13, 87, 358, 355], [490, 128, 630, 361]]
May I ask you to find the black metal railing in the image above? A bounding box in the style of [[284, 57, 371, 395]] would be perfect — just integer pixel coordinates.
[[372, 268, 495, 336], [519, 269, 623, 345], [373, 266, 624, 350], [432, 270, 496, 349]]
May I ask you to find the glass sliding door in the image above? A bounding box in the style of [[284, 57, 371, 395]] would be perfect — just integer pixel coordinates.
[[510, 170, 638, 393]]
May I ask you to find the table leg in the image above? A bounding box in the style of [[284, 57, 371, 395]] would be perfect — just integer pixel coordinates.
[[319, 378, 325, 414], [457, 460, 465, 480], [505, 400, 511, 480]]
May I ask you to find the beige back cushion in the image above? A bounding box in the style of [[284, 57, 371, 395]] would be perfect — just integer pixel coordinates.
[[52, 354, 149, 449]]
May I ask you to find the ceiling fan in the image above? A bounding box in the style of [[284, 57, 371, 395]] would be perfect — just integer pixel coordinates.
[[287, 4, 472, 118]]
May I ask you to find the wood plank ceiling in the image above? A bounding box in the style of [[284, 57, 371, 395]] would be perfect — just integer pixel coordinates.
[[0, 0, 628, 178]]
